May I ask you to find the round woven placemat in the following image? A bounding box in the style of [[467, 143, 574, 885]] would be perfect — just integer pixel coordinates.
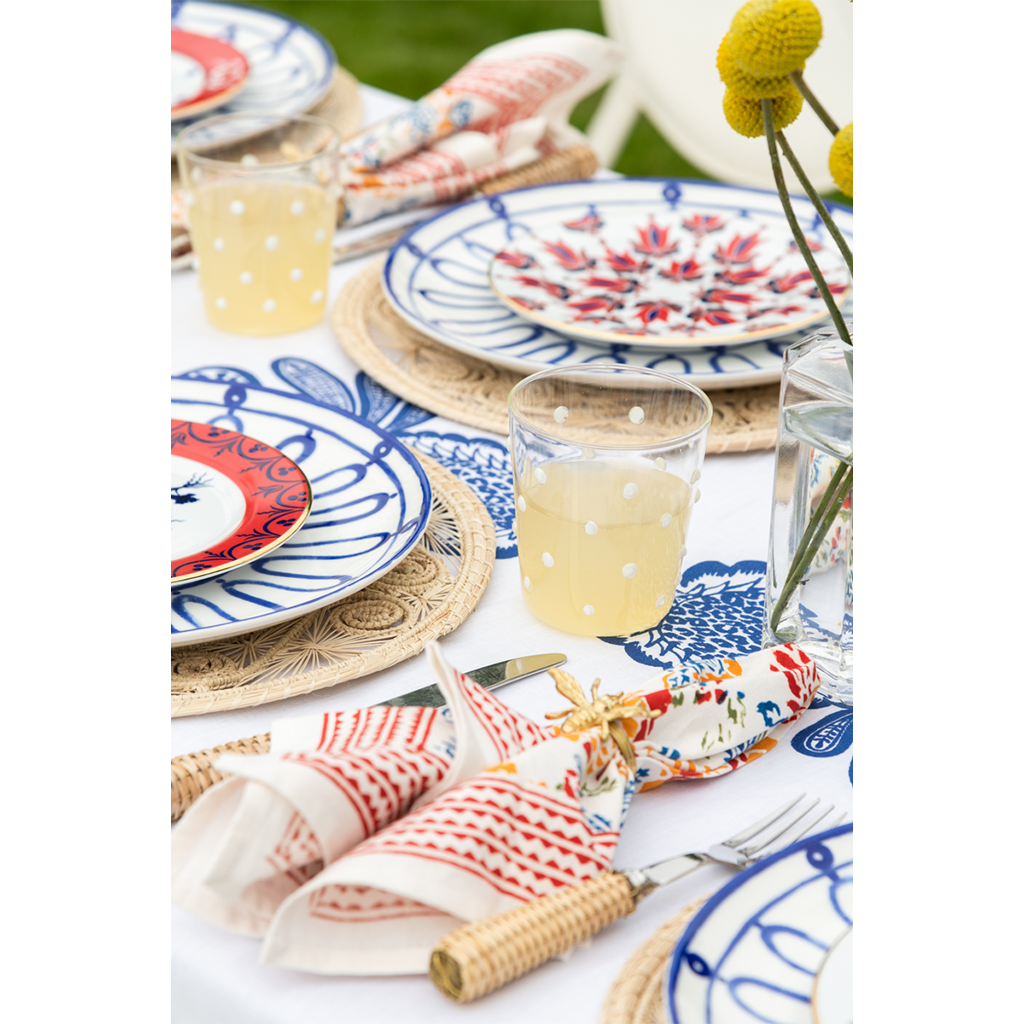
[[332, 260, 780, 455], [600, 895, 711, 1024], [170, 450, 494, 717]]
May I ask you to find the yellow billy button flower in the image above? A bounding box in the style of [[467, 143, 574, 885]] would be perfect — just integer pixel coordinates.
[[727, 0, 823, 77], [829, 122, 853, 195], [717, 36, 801, 98], [723, 85, 803, 138]]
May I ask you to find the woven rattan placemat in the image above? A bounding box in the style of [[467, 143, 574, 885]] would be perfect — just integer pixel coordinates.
[[170, 449, 494, 718], [332, 260, 780, 455], [600, 895, 711, 1024]]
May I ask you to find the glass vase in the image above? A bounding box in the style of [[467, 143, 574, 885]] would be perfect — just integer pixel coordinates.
[[763, 326, 853, 704]]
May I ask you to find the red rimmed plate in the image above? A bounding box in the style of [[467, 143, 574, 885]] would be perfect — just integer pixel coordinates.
[[171, 28, 249, 121], [171, 419, 311, 584]]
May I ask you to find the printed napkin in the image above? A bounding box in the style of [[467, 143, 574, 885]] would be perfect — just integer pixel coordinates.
[[339, 29, 623, 225], [172, 642, 818, 973]]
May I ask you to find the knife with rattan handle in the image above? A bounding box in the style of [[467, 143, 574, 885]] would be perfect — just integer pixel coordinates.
[[431, 872, 651, 1003], [170, 652, 565, 822]]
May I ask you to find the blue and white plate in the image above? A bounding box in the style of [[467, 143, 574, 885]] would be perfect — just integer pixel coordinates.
[[171, 376, 431, 647], [666, 823, 852, 1024], [383, 179, 853, 390], [170, 1, 336, 153]]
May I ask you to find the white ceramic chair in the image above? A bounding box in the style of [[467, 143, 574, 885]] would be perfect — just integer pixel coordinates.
[[586, 0, 852, 192]]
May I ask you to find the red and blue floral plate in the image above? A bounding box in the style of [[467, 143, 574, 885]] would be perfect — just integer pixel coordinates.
[[171, 419, 311, 584], [171, 29, 249, 121], [488, 199, 850, 346]]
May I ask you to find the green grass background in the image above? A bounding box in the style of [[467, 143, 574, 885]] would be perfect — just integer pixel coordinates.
[[248, 0, 847, 201]]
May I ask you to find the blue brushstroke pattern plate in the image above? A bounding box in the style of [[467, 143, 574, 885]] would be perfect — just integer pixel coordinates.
[[171, 377, 431, 647], [667, 823, 852, 1024], [383, 179, 852, 389], [170, 1, 336, 153]]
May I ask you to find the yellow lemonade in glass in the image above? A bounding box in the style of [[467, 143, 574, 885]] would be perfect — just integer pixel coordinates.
[[515, 459, 694, 636], [188, 179, 335, 336]]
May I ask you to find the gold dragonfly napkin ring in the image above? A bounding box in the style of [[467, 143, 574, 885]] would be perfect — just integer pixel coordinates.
[[544, 668, 662, 772]]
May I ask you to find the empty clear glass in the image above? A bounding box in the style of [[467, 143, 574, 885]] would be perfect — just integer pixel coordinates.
[[508, 365, 713, 637]]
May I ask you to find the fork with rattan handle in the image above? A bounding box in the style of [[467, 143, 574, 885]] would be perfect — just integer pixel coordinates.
[[431, 794, 844, 1002]]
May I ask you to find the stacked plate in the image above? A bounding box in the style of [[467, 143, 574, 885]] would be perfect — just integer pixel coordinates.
[[666, 824, 853, 1024], [170, 376, 431, 648], [171, 0, 337, 152], [382, 178, 852, 390]]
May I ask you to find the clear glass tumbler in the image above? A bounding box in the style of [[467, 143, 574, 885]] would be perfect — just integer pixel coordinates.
[[763, 326, 853, 704], [509, 365, 713, 637], [177, 113, 340, 336]]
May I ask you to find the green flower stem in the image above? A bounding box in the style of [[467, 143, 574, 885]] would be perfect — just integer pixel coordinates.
[[776, 129, 853, 276], [769, 463, 853, 634], [788, 70, 840, 136], [762, 99, 851, 345]]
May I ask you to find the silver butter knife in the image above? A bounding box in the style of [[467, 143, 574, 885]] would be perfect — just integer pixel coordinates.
[[378, 653, 567, 708]]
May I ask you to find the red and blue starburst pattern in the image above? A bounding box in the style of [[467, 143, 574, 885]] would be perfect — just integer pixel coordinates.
[[488, 202, 850, 344]]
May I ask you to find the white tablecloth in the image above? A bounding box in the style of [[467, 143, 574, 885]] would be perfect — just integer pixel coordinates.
[[171, 84, 853, 1024]]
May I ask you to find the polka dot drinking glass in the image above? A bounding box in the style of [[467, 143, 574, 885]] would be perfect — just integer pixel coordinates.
[[509, 365, 713, 637], [177, 113, 340, 336]]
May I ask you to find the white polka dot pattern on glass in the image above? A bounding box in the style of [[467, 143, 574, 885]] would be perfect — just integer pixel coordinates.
[[229, 200, 245, 216], [240, 154, 259, 166], [694, 489, 702, 503], [679, 545, 687, 559], [291, 200, 305, 215], [541, 552, 554, 567], [622, 562, 637, 579], [265, 235, 279, 251], [691, 468, 702, 484], [240, 271, 253, 285], [263, 299, 276, 313], [314, 229, 325, 242], [534, 468, 547, 485], [584, 605, 595, 616], [584, 520, 598, 535], [523, 576, 533, 591], [623, 482, 638, 499], [582, 448, 595, 460], [554, 405, 569, 423], [213, 237, 224, 251], [190, 166, 202, 182], [214, 297, 226, 309], [310, 290, 324, 304], [184, 191, 194, 206], [660, 513, 672, 528], [290, 268, 303, 281], [517, 495, 526, 511], [655, 457, 666, 470], [192, 256, 201, 270], [629, 406, 645, 424], [655, 595, 666, 608]]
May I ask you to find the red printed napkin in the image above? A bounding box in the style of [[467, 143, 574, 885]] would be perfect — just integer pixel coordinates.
[[172, 641, 818, 973]]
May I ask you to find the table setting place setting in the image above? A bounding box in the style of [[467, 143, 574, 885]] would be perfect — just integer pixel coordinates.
[[170, 3, 853, 1022]]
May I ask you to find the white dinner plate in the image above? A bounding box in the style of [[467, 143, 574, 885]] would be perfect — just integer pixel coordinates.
[[171, 375, 431, 648], [170, 1, 336, 153], [383, 179, 853, 389], [667, 823, 852, 1023]]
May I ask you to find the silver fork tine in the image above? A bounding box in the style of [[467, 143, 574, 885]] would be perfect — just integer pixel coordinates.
[[750, 802, 836, 858], [739, 797, 820, 856], [722, 794, 806, 848]]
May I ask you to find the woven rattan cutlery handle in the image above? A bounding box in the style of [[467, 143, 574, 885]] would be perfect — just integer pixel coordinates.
[[171, 731, 271, 822], [430, 871, 639, 1002]]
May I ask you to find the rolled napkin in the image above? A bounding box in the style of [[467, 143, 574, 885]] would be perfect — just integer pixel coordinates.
[[171, 656, 549, 936], [339, 29, 623, 225], [221, 643, 817, 974]]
